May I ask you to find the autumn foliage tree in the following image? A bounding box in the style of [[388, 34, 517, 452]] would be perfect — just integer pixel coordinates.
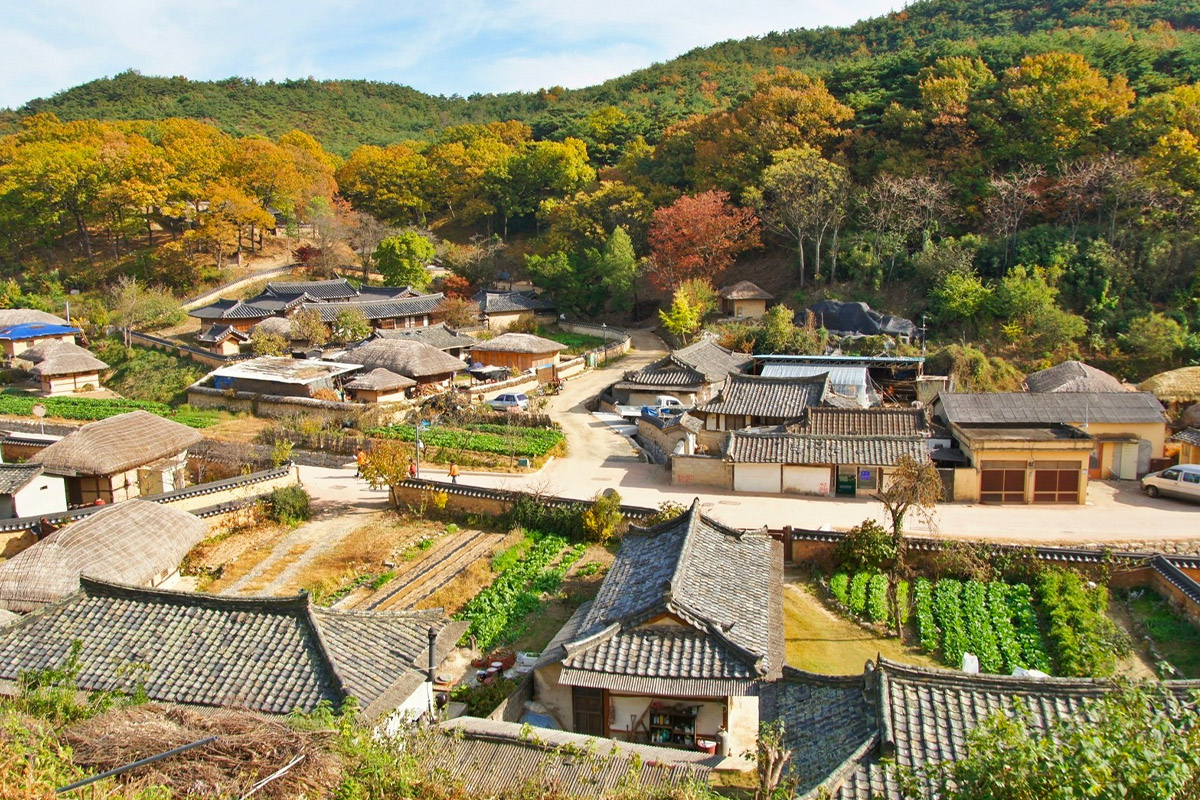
[[647, 190, 759, 291]]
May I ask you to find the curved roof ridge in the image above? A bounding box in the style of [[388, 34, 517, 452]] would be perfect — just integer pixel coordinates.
[[302, 598, 351, 702], [79, 575, 312, 613]]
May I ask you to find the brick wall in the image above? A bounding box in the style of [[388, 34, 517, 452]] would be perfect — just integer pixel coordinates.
[[671, 455, 731, 488]]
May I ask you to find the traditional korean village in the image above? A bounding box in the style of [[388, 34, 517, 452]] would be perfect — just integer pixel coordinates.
[[1, 1, 1200, 798]]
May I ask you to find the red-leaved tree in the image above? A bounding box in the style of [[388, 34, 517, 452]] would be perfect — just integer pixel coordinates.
[[647, 190, 760, 291]]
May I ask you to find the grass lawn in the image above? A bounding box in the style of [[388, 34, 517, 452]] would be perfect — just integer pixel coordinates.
[[784, 578, 938, 674], [536, 326, 605, 355], [1124, 589, 1200, 678]]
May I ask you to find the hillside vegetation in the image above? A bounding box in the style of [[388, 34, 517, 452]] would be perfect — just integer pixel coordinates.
[[3, 0, 1200, 383]]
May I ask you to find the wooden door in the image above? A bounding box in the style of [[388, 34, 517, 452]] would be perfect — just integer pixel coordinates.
[[572, 687, 605, 736]]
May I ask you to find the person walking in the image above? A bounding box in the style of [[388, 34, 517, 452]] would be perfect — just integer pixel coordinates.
[[408, 459, 418, 480], [355, 448, 366, 478], [449, 462, 460, 485]]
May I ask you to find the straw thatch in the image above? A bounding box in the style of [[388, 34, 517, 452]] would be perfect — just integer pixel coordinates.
[[252, 315, 294, 339], [30, 348, 108, 378], [344, 367, 416, 392], [0, 500, 208, 612], [1025, 360, 1125, 393], [31, 410, 203, 476], [471, 332, 567, 354], [1139, 366, 1200, 404], [336, 338, 466, 379], [0, 308, 68, 326], [63, 704, 341, 799], [15, 339, 85, 364]]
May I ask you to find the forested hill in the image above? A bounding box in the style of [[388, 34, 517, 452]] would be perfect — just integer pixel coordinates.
[[9, 0, 1200, 155]]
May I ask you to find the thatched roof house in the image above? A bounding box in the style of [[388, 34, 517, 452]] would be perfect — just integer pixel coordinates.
[[337, 339, 466, 385], [470, 332, 566, 372], [1025, 360, 1126, 393], [0, 309, 68, 327], [344, 368, 417, 403], [0, 500, 208, 612], [1139, 366, 1200, 414], [718, 280, 773, 318], [31, 411, 203, 504], [28, 344, 109, 396], [251, 316, 294, 339]]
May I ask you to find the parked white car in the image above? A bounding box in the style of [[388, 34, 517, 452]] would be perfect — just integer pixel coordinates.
[[487, 392, 529, 412], [1141, 464, 1200, 503]]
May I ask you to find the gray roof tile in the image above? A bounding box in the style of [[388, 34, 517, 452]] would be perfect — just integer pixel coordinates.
[[0, 578, 460, 718], [1172, 427, 1200, 447], [304, 294, 444, 323], [619, 340, 751, 389], [698, 372, 829, 418], [938, 391, 1166, 425], [787, 408, 928, 437], [725, 432, 928, 466], [0, 463, 44, 495], [473, 290, 556, 314]]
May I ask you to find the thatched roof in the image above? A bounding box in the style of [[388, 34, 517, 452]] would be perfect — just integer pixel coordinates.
[[471, 332, 566, 354], [719, 280, 774, 300], [30, 347, 108, 378], [251, 316, 294, 338], [0, 500, 208, 612], [345, 368, 416, 392], [1139, 366, 1200, 404], [31, 411, 203, 476], [17, 340, 84, 364], [336, 339, 466, 380], [1025, 361, 1125, 393], [0, 308, 68, 326]]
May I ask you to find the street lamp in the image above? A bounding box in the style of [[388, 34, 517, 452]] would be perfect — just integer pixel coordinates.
[[601, 322, 608, 365]]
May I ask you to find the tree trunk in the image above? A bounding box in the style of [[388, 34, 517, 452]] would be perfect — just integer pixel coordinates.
[[796, 243, 806, 288], [72, 209, 93, 264], [830, 223, 840, 283], [145, 208, 154, 248], [813, 232, 824, 284]]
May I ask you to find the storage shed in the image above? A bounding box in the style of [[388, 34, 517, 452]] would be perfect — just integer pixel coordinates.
[[470, 333, 567, 373]]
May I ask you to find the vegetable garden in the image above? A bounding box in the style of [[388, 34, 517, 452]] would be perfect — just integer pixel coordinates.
[[368, 422, 564, 459], [456, 532, 586, 651], [0, 391, 219, 428], [830, 567, 1122, 677]]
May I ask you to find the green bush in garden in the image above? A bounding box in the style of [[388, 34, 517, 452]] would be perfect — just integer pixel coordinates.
[[894, 579, 910, 626], [914, 579, 938, 651], [848, 572, 871, 616], [830, 573, 850, 606], [867, 574, 890, 624], [934, 579, 967, 668], [1035, 568, 1125, 677]]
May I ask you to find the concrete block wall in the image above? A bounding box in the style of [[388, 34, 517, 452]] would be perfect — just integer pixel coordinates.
[[671, 455, 732, 488]]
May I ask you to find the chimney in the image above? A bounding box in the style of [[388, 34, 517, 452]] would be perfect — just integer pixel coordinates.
[[427, 625, 438, 684]]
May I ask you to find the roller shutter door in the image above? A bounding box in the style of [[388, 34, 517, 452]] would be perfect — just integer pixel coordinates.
[[1032, 461, 1081, 503], [734, 463, 782, 493], [980, 461, 1025, 504], [782, 466, 832, 495]]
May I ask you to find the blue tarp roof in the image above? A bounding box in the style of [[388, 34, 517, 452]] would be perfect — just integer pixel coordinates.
[[0, 323, 79, 340]]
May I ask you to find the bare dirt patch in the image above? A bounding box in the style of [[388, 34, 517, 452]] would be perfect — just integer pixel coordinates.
[[184, 519, 293, 593]]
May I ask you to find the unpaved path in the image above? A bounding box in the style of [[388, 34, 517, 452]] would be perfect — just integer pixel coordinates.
[[220, 498, 388, 596]]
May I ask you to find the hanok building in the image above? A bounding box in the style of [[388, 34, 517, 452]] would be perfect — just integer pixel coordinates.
[[755, 354, 927, 406], [0, 500, 207, 612], [769, 658, 1200, 800], [336, 339, 466, 389], [18, 341, 109, 395], [30, 411, 203, 504], [344, 368, 417, 404], [934, 391, 1168, 503], [722, 408, 932, 496], [469, 333, 567, 375], [205, 356, 361, 398], [0, 577, 467, 723], [692, 372, 830, 450], [0, 322, 80, 359], [474, 290, 557, 330], [0, 463, 66, 520], [426, 717, 714, 798], [195, 323, 250, 356], [612, 339, 752, 407], [717, 280, 773, 319], [301, 292, 446, 332], [374, 323, 479, 360], [534, 501, 782, 757]]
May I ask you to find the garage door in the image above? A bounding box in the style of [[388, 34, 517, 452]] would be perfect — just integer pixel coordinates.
[[980, 461, 1025, 504], [734, 463, 782, 493], [782, 466, 831, 496], [1032, 461, 1081, 503]]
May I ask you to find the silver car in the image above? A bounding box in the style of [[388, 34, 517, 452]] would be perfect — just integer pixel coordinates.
[[487, 392, 529, 412], [1141, 464, 1200, 503]]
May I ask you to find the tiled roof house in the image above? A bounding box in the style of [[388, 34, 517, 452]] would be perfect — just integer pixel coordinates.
[[534, 500, 782, 757], [613, 339, 752, 406], [0, 577, 467, 721]]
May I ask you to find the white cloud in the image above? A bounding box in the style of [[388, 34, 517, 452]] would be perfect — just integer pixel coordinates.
[[0, 0, 904, 108]]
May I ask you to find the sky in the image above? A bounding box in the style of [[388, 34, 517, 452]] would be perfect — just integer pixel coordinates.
[[0, 0, 904, 109]]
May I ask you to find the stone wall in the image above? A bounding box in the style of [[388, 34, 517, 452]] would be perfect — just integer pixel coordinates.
[[187, 385, 404, 426], [487, 672, 534, 724], [671, 455, 732, 489], [389, 479, 655, 523]]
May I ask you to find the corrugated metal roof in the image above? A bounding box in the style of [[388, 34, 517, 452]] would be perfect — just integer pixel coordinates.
[[762, 363, 868, 388]]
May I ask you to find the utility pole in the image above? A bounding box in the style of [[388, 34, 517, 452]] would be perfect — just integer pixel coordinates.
[[920, 314, 928, 357]]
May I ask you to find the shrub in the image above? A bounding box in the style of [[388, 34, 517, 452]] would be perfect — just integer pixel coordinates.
[[848, 572, 871, 616], [834, 519, 896, 573], [914, 578, 939, 652], [1035, 568, 1126, 677], [580, 491, 624, 544], [830, 573, 851, 606], [934, 579, 967, 667], [268, 486, 311, 525], [867, 574, 890, 624], [895, 579, 910, 626]]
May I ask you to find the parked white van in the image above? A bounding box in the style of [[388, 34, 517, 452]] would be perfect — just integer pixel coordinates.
[[1141, 464, 1200, 503]]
